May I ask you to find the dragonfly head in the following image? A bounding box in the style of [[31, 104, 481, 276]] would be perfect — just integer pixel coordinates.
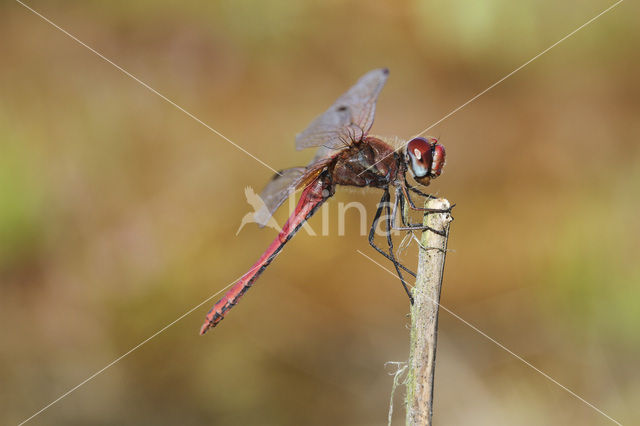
[[406, 137, 445, 185]]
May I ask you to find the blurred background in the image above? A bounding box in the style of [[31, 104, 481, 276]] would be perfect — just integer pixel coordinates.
[[1, 0, 639, 424]]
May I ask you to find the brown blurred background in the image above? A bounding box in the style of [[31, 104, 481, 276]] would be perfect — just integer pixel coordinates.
[[1, 1, 639, 425]]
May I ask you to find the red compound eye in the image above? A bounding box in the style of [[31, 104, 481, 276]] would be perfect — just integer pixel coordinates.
[[430, 143, 445, 177], [406, 137, 445, 183], [406, 137, 433, 178]]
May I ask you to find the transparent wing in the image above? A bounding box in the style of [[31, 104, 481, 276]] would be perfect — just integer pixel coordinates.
[[254, 167, 307, 227], [252, 158, 329, 227], [295, 68, 389, 154]]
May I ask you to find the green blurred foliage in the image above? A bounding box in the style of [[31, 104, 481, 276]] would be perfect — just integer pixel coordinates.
[[541, 166, 640, 346], [0, 121, 45, 270]]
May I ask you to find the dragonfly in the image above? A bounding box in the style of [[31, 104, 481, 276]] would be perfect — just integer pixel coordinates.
[[200, 68, 447, 334]]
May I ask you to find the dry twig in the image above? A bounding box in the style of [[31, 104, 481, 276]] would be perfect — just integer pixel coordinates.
[[405, 198, 452, 426]]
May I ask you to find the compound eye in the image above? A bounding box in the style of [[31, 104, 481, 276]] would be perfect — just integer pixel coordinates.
[[430, 144, 446, 177], [406, 137, 433, 178]]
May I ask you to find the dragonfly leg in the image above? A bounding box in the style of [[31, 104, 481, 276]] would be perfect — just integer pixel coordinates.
[[393, 224, 446, 236], [401, 181, 454, 213], [394, 184, 450, 236], [383, 189, 414, 304], [368, 191, 416, 280], [392, 190, 442, 234], [405, 178, 437, 199]]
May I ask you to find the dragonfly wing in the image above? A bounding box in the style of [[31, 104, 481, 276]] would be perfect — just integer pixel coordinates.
[[255, 160, 332, 227], [254, 167, 307, 227], [295, 68, 389, 154]]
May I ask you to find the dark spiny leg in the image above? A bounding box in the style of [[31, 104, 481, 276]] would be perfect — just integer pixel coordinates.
[[401, 182, 454, 213], [405, 177, 436, 199], [393, 185, 449, 236], [393, 224, 446, 236], [368, 191, 416, 278], [384, 190, 414, 304], [398, 188, 407, 226], [404, 190, 453, 212], [394, 192, 443, 248]]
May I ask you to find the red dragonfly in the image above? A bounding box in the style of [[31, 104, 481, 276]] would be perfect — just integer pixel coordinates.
[[200, 68, 447, 334]]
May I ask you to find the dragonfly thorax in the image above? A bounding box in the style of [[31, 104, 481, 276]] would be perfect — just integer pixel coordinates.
[[331, 137, 403, 188]]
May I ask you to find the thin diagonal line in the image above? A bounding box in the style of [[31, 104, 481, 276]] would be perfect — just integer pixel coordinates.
[[412, 0, 624, 138], [360, 0, 624, 176], [357, 249, 623, 425], [15, 0, 281, 176], [17, 262, 265, 425]]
